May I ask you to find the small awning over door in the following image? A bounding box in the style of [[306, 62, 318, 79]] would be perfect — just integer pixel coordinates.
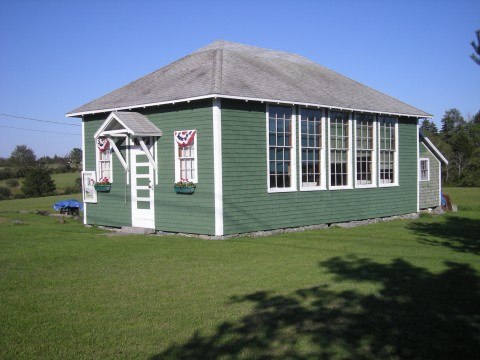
[[94, 111, 163, 173], [94, 111, 163, 138]]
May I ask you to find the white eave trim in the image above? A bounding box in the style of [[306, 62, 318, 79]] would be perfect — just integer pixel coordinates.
[[420, 133, 448, 165], [67, 94, 432, 119]]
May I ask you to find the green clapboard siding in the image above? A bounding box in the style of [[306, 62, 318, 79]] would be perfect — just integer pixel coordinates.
[[84, 115, 132, 227], [83, 100, 215, 234], [144, 101, 215, 234], [419, 142, 440, 208], [221, 100, 418, 235]]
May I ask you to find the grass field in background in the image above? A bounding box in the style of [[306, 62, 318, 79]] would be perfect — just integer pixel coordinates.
[[0, 189, 479, 359], [0, 171, 80, 196], [51, 172, 80, 189], [444, 186, 480, 211], [0, 193, 81, 212]]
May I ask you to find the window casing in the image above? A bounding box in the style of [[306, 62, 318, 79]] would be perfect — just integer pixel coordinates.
[[329, 111, 352, 189], [174, 132, 198, 183], [419, 158, 430, 181], [299, 108, 325, 190], [355, 113, 376, 187], [96, 145, 112, 182], [267, 105, 296, 192], [379, 116, 398, 186]]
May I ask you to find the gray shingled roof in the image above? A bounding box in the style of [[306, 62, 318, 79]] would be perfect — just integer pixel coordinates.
[[101, 111, 162, 136], [68, 40, 430, 117]]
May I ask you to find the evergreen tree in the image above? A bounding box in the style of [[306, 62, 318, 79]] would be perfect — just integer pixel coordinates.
[[471, 29, 480, 65], [420, 119, 438, 135], [441, 109, 465, 137], [21, 165, 56, 197]]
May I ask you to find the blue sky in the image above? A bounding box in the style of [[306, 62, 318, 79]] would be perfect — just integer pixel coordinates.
[[0, 0, 479, 158]]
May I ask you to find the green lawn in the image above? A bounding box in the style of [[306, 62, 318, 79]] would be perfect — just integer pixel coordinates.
[[0, 190, 479, 359]]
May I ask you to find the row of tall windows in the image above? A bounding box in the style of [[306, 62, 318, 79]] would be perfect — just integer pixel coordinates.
[[267, 105, 398, 192]]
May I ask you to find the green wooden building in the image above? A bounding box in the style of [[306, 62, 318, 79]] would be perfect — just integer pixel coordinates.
[[67, 41, 445, 236]]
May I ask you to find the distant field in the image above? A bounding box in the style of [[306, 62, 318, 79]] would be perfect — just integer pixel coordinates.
[[0, 193, 81, 212], [444, 187, 480, 211], [0, 171, 80, 195], [51, 172, 80, 189]]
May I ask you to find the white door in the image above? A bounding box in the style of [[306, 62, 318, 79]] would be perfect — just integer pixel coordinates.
[[130, 141, 155, 228]]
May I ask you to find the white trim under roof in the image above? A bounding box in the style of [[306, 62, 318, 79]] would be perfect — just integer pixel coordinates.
[[67, 94, 432, 119], [419, 133, 448, 165]]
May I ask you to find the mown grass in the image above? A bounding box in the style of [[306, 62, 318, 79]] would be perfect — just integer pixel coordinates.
[[0, 190, 479, 359]]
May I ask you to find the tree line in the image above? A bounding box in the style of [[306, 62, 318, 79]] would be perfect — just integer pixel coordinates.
[[421, 109, 480, 186], [0, 145, 82, 200]]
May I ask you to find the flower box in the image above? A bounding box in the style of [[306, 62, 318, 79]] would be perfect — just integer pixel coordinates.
[[174, 185, 195, 194], [94, 184, 111, 192]]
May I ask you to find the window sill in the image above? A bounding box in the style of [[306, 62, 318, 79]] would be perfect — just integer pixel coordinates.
[[379, 183, 399, 188], [329, 185, 353, 191], [355, 184, 377, 189], [268, 187, 297, 193], [300, 186, 327, 192]]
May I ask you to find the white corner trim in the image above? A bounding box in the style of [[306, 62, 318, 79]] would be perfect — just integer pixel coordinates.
[[213, 98, 223, 236], [438, 156, 442, 207], [416, 121, 420, 212], [82, 121, 87, 225]]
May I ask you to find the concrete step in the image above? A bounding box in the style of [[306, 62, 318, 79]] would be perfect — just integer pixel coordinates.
[[120, 226, 156, 235]]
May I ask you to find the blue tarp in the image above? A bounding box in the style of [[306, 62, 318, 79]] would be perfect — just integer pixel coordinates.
[[53, 199, 83, 212]]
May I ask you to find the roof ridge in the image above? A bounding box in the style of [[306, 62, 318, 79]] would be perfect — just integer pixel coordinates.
[[210, 48, 223, 93]]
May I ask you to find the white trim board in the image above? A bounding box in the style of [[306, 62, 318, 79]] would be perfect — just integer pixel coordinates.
[[67, 93, 432, 119], [212, 98, 223, 236]]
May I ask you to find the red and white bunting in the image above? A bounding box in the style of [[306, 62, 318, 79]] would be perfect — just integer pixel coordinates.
[[96, 137, 109, 152], [174, 130, 196, 147]]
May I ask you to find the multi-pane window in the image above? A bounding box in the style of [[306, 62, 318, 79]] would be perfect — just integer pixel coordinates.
[[379, 116, 397, 185], [356, 114, 375, 186], [330, 111, 350, 187], [178, 144, 195, 180], [98, 150, 111, 179], [300, 108, 323, 188], [420, 158, 429, 181], [96, 139, 112, 182], [268, 105, 295, 190], [174, 131, 197, 183]]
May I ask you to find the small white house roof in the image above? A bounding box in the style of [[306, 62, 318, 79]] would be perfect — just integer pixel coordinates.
[[94, 111, 163, 138]]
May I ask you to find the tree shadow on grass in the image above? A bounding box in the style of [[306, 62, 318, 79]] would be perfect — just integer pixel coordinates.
[[151, 257, 480, 359], [409, 216, 480, 255]]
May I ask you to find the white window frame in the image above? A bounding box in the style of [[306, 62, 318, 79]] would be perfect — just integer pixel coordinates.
[[328, 110, 353, 190], [95, 143, 113, 183], [419, 158, 430, 181], [298, 107, 326, 191], [354, 113, 377, 188], [174, 131, 198, 183], [266, 104, 297, 193], [378, 116, 399, 187]]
